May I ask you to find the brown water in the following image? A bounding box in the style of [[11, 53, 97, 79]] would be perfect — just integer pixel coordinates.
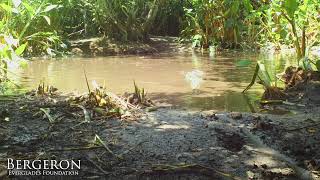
[[15, 52, 290, 112]]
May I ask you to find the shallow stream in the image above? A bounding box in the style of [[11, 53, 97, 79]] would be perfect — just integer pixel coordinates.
[[14, 51, 293, 112]]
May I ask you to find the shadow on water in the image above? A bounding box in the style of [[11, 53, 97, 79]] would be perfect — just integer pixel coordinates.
[[149, 90, 261, 112]]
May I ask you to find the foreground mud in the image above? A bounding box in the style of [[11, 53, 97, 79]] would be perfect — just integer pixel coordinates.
[[0, 92, 319, 180]]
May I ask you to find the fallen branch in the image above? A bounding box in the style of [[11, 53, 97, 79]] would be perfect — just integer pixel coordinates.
[[105, 92, 135, 110]]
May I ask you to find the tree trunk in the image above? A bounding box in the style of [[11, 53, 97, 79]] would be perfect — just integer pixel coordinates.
[[290, 20, 302, 59], [301, 26, 306, 57]]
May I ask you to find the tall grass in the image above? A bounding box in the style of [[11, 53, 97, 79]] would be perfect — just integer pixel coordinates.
[[92, 0, 160, 41]]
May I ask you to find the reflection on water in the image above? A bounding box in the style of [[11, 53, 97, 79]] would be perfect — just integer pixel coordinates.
[[13, 51, 294, 112]]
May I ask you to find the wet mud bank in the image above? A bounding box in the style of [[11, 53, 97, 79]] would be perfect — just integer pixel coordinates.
[[69, 36, 189, 56], [0, 88, 319, 179]]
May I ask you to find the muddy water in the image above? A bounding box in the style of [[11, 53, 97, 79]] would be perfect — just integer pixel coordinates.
[[16, 52, 291, 112]]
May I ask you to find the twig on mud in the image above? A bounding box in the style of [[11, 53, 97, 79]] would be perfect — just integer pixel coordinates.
[[69, 104, 91, 129], [84, 68, 92, 94], [60, 109, 79, 118], [85, 156, 110, 175], [83, 68, 100, 106], [94, 134, 123, 160], [286, 121, 320, 132], [40, 108, 55, 123], [71, 121, 88, 130], [71, 104, 91, 122], [47, 146, 104, 152], [146, 163, 241, 180]]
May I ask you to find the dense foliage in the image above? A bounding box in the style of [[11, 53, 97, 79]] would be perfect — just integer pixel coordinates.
[[1, 0, 319, 52], [182, 0, 320, 53]]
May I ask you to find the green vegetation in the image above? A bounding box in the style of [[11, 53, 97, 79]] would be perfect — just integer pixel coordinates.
[[1, 0, 319, 53], [181, 0, 320, 54]]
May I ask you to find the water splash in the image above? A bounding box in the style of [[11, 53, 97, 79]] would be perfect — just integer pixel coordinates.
[[184, 69, 204, 92]]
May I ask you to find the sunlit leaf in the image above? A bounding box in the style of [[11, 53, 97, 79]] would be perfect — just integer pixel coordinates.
[[0, 4, 12, 12], [42, 15, 51, 25], [193, 34, 202, 40], [43, 4, 58, 12], [257, 61, 272, 87], [15, 43, 27, 55], [12, 0, 22, 8], [23, 2, 35, 16], [11, 7, 19, 13]]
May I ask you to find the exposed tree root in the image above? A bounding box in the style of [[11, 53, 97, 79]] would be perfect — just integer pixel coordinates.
[[261, 86, 287, 100]]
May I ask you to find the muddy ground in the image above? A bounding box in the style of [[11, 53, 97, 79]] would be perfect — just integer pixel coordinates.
[[69, 36, 190, 56], [0, 84, 320, 180]]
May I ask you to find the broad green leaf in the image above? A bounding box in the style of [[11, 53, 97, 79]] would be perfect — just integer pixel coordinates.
[[243, 0, 253, 12], [257, 61, 272, 87], [235, 59, 252, 67], [284, 0, 298, 18], [15, 43, 27, 55]]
